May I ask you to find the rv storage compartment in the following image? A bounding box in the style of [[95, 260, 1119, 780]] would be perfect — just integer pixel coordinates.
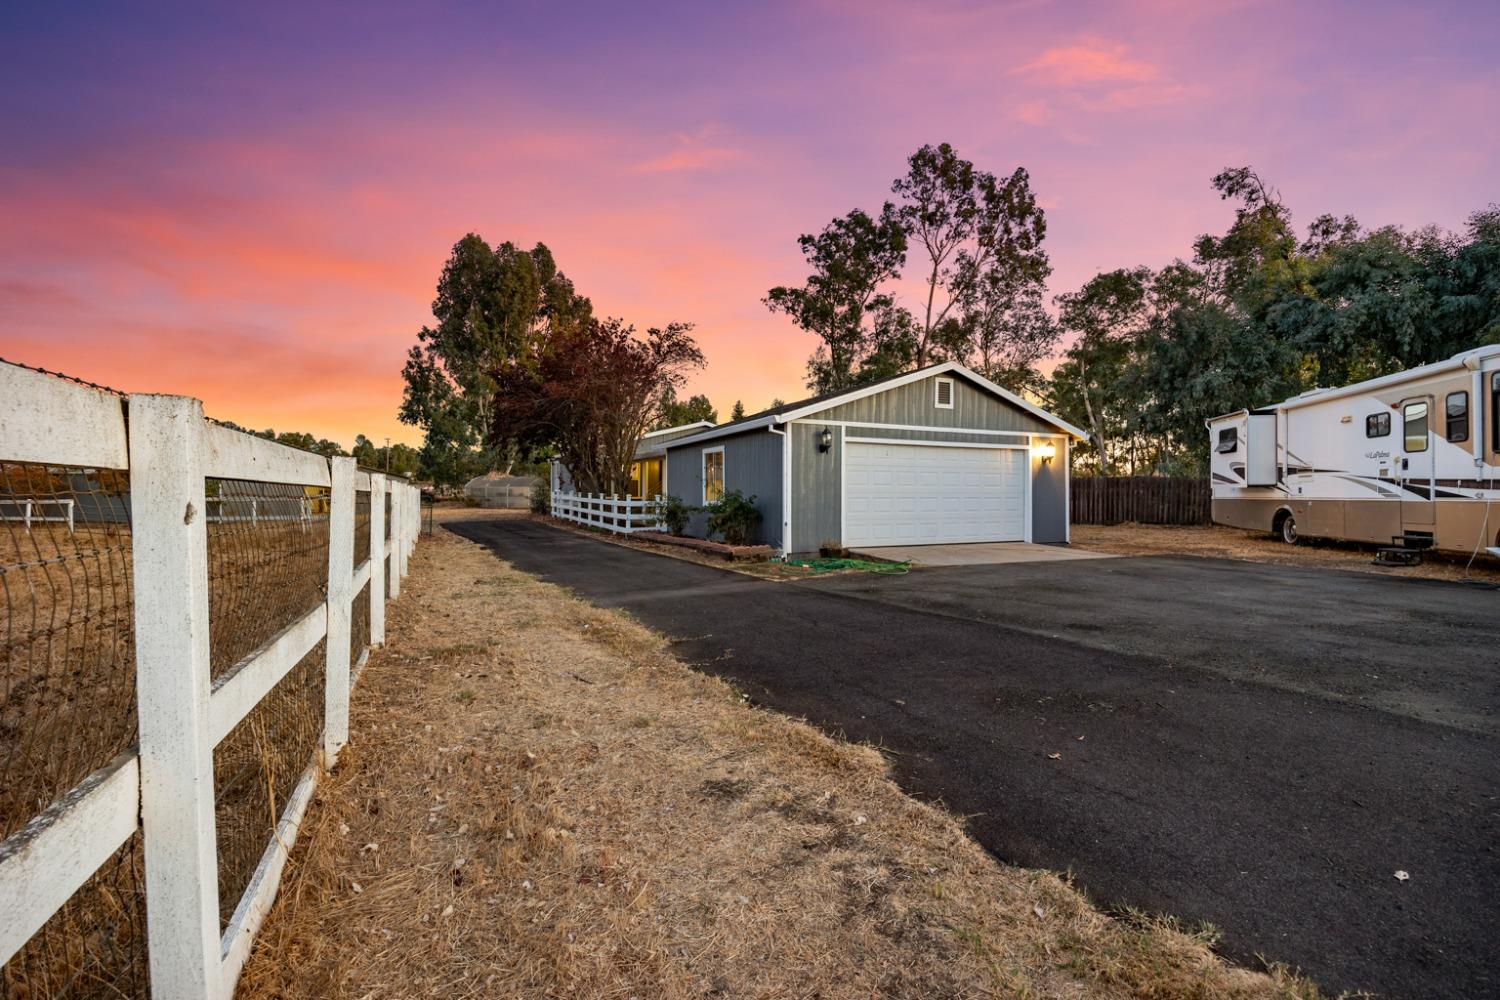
[[1245, 413, 1278, 486]]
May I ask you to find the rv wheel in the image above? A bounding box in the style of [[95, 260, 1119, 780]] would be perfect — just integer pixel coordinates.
[[1279, 513, 1299, 545]]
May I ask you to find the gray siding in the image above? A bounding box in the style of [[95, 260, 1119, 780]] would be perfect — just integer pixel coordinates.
[[789, 422, 841, 553], [664, 429, 783, 548], [1031, 449, 1068, 543], [636, 422, 712, 457], [815, 373, 1054, 433], [788, 373, 1070, 553]]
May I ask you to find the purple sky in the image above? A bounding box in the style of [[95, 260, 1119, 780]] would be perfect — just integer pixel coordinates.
[[1, 1, 1495, 443]]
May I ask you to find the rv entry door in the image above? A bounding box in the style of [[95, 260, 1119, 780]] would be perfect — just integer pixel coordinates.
[[1399, 396, 1436, 530]]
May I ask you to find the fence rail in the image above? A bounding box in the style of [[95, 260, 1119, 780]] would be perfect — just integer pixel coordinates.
[[0, 361, 421, 1000], [1069, 476, 1211, 525], [0, 497, 75, 532], [551, 490, 665, 533]]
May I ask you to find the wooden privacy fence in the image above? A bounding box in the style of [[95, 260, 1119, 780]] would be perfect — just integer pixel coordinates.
[[551, 490, 665, 534], [1070, 476, 1211, 525], [0, 362, 422, 999]]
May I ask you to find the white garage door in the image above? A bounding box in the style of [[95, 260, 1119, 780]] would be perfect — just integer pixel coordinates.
[[844, 442, 1027, 546]]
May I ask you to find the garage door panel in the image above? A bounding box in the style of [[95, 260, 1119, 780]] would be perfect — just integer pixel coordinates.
[[844, 442, 1026, 546]]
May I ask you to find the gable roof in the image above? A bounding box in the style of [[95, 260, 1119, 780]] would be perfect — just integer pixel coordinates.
[[664, 362, 1086, 449]]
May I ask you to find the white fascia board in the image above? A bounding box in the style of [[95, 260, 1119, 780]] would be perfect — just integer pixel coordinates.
[[641, 420, 715, 439], [656, 416, 779, 449]]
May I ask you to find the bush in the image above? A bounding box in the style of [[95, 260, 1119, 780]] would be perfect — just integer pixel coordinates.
[[530, 479, 551, 514], [703, 490, 761, 546], [819, 539, 848, 558], [659, 495, 693, 536]]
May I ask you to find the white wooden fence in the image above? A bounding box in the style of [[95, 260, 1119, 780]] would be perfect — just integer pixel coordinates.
[[0, 497, 75, 532], [0, 363, 421, 999], [550, 490, 665, 533]]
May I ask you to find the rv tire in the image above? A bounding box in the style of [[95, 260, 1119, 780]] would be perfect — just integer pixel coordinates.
[[1278, 512, 1299, 545]]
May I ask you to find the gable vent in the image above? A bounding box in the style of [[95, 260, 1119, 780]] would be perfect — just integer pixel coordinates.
[[934, 377, 954, 409]]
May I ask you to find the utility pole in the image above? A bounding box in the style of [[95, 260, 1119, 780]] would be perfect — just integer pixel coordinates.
[[384, 436, 391, 473]]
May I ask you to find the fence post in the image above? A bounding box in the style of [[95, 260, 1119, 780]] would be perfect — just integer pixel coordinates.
[[324, 457, 355, 766], [127, 394, 223, 1000], [369, 473, 385, 647], [388, 487, 402, 600]]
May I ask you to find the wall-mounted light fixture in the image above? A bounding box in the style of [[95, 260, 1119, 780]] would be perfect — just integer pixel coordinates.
[[818, 427, 833, 452], [1035, 440, 1056, 465]]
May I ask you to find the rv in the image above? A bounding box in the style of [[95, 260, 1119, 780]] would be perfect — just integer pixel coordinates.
[[1207, 344, 1500, 557]]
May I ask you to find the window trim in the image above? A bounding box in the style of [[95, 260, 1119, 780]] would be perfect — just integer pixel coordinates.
[[1365, 412, 1391, 438], [1215, 428, 1238, 454], [701, 446, 725, 504], [1445, 390, 1469, 443], [934, 377, 954, 409], [1402, 400, 1429, 453]]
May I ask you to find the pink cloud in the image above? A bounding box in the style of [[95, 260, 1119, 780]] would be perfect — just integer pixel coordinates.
[[1013, 40, 1160, 86]]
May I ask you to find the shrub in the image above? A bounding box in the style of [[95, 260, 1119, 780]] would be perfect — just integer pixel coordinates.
[[659, 495, 693, 536], [703, 490, 761, 546], [819, 539, 848, 558], [530, 479, 551, 514]]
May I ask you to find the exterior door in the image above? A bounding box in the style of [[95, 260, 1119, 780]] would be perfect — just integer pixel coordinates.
[[843, 442, 1026, 546], [1399, 396, 1435, 529]]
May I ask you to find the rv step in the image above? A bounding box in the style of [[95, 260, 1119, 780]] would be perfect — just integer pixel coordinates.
[[1374, 546, 1423, 567]]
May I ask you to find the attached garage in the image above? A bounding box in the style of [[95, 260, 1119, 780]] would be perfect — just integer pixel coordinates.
[[843, 442, 1027, 546], [655, 361, 1085, 556]]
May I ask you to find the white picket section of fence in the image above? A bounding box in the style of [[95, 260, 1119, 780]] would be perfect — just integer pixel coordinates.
[[550, 490, 666, 534], [0, 497, 76, 532], [0, 363, 421, 1000]]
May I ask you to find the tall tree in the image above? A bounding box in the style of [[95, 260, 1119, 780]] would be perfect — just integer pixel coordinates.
[[1052, 268, 1152, 473], [730, 400, 746, 420], [491, 319, 704, 494], [401, 235, 592, 475], [655, 387, 717, 428], [892, 143, 1048, 368], [765, 206, 909, 393]]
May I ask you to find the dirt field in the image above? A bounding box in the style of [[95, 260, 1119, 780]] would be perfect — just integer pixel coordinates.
[[238, 519, 1324, 1000], [1072, 522, 1500, 585]]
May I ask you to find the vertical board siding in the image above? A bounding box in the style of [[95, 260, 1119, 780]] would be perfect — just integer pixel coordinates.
[[790, 422, 841, 552], [664, 429, 783, 548], [1070, 477, 1210, 525], [815, 373, 1054, 433], [1031, 453, 1069, 543]]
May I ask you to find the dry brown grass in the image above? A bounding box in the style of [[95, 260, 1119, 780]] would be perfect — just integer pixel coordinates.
[[237, 525, 1327, 1000], [1072, 523, 1500, 585]]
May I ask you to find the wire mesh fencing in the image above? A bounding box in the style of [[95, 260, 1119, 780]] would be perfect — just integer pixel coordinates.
[[1, 461, 146, 998], [2, 360, 423, 1000]]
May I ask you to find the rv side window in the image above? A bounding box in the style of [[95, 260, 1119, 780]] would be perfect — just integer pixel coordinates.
[[1215, 428, 1237, 454], [1493, 372, 1500, 452], [1445, 392, 1468, 443], [1365, 412, 1390, 438], [1403, 401, 1428, 452]]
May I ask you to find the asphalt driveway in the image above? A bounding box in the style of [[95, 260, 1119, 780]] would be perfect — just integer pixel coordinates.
[[448, 517, 1499, 999]]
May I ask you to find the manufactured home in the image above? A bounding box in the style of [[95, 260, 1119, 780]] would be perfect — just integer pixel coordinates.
[[553, 362, 1085, 556], [1208, 344, 1500, 556]]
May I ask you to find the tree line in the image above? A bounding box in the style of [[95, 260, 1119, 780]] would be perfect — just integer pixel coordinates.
[[216, 422, 420, 476], [768, 146, 1499, 474], [398, 145, 1498, 488]]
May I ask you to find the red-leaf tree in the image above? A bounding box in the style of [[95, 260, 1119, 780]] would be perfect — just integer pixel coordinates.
[[490, 319, 705, 494]]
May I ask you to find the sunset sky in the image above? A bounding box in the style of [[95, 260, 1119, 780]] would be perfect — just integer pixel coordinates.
[[2, 1, 1496, 448]]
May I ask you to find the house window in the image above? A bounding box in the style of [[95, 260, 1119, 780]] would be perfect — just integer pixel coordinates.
[[1365, 412, 1390, 438], [1403, 400, 1428, 452], [702, 448, 724, 503], [934, 378, 954, 409], [1445, 391, 1469, 443], [1215, 428, 1237, 453]]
